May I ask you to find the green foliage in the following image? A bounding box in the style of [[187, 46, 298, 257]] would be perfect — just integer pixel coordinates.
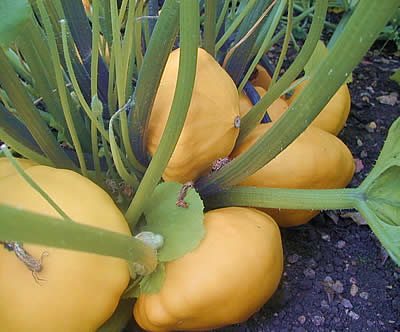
[[142, 182, 205, 262], [0, 0, 32, 47], [358, 117, 400, 265]]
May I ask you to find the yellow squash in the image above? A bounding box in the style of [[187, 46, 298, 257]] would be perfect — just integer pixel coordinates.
[[283, 78, 351, 135], [133, 207, 283, 331], [231, 124, 355, 227], [0, 157, 37, 179], [0, 162, 131, 332], [250, 64, 272, 90], [147, 48, 240, 183]]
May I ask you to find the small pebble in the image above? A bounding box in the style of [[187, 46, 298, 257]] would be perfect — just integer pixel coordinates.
[[298, 315, 306, 325], [348, 311, 360, 320], [287, 254, 301, 264], [332, 281, 344, 294], [360, 292, 369, 300], [303, 267, 316, 279], [341, 298, 353, 309], [350, 284, 359, 296], [312, 315, 325, 326], [321, 299, 330, 311], [321, 233, 331, 241], [336, 240, 346, 249]]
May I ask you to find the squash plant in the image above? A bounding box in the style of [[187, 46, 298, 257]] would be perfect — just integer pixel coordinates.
[[0, 0, 399, 331]]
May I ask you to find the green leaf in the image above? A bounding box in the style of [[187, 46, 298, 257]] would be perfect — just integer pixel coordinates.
[[143, 182, 205, 262], [305, 40, 352, 83], [358, 117, 400, 265], [390, 68, 400, 85], [0, 0, 32, 47], [139, 263, 166, 295], [304, 40, 330, 76], [123, 262, 166, 298]]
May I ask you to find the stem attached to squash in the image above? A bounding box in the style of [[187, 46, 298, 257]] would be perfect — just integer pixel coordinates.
[[0, 204, 158, 274], [196, 0, 398, 199], [125, 0, 200, 228], [204, 186, 362, 211]]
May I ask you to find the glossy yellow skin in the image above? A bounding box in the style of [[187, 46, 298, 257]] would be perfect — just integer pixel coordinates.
[[283, 78, 351, 135], [231, 124, 355, 227], [0, 164, 131, 332], [147, 48, 240, 183], [134, 207, 283, 331], [239, 86, 288, 120]]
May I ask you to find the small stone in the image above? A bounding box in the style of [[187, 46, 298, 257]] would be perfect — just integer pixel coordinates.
[[360, 150, 368, 158], [303, 267, 316, 279], [321, 299, 330, 311], [356, 138, 363, 146], [349, 277, 357, 284], [307, 258, 318, 268], [348, 311, 360, 320], [287, 254, 301, 264], [324, 276, 334, 283], [336, 240, 346, 249], [321, 233, 331, 241], [298, 315, 306, 325], [350, 284, 359, 296], [360, 292, 369, 300], [312, 315, 325, 326], [366, 121, 377, 132], [332, 281, 344, 294], [341, 298, 353, 309]]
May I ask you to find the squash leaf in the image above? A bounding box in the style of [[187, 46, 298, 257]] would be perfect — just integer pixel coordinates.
[[0, 0, 32, 47], [358, 117, 400, 265], [390, 68, 400, 85], [305, 40, 352, 83], [142, 181, 205, 262]]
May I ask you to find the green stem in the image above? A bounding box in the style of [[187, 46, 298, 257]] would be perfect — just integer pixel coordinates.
[[0, 204, 157, 274], [128, 0, 180, 165], [270, 0, 293, 87], [204, 187, 361, 210], [203, 0, 217, 56], [237, 0, 327, 144], [215, 0, 258, 53], [125, 0, 200, 227], [38, 0, 88, 176], [0, 49, 76, 170], [196, 0, 397, 197]]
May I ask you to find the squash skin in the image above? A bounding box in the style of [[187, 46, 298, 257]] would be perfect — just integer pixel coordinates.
[[250, 64, 272, 90], [239, 86, 288, 120], [283, 78, 351, 135], [0, 165, 131, 332], [133, 207, 283, 331], [230, 124, 355, 227], [146, 48, 240, 183], [0, 157, 37, 179]]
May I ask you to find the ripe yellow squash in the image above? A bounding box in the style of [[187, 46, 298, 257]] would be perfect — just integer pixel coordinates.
[[283, 78, 351, 135], [231, 124, 355, 227], [147, 48, 240, 183], [133, 207, 283, 331], [0, 157, 37, 179], [250, 64, 272, 90], [0, 163, 131, 332]]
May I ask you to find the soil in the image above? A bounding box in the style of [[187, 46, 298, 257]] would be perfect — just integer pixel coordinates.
[[131, 43, 400, 332]]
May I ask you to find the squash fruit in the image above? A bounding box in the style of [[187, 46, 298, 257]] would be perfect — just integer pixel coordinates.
[[283, 78, 351, 135], [146, 48, 240, 183], [0, 164, 131, 332], [250, 64, 272, 90], [0, 157, 37, 179], [230, 124, 355, 227], [133, 207, 283, 332]]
